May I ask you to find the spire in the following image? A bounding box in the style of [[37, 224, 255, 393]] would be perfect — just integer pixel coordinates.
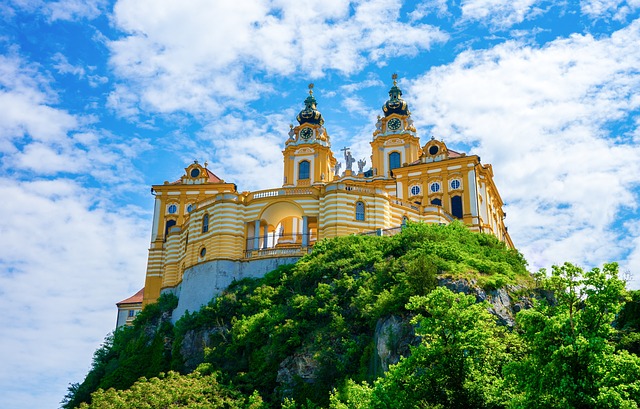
[[296, 83, 325, 125], [382, 73, 409, 117]]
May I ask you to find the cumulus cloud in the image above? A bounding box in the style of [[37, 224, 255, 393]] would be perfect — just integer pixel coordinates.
[[194, 113, 292, 191], [581, 0, 640, 20], [408, 19, 640, 276], [460, 0, 547, 28], [0, 51, 151, 407], [1, 0, 107, 22], [0, 53, 148, 185], [0, 178, 149, 409], [107, 0, 448, 117]]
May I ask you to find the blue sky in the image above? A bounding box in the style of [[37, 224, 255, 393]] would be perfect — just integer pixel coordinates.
[[1, 0, 640, 407]]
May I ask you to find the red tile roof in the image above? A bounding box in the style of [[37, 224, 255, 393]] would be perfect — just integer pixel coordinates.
[[204, 168, 223, 183], [117, 288, 144, 306]]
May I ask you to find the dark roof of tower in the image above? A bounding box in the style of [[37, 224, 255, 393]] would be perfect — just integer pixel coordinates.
[[296, 83, 324, 126], [382, 73, 409, 117]]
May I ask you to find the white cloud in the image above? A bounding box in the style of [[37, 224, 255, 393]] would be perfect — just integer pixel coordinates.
[[108, 0, 448, 117], [409, 0, 450, 21], [0, 53, 148, 184], [2, 0, 106, 22], [195, 113, 291, 191], [0, 49, 153, 408], [581, 0, 640, 20], [460, 0, 546, 28], [408, 20, 640, 278], [45, 0, 107, 21], [0, 178, 149, 409]]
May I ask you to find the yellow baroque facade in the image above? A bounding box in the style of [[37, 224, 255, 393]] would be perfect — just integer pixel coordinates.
[[141, 77, 514, 310]]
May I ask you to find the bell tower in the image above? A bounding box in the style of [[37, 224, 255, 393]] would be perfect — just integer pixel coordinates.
[[283, 84, 337, 187], [370, 74, 421, 178]]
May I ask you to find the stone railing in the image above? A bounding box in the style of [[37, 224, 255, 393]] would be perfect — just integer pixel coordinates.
[[391, 199, 421, 212], [244, 247, 311, 259], [248, 187, 319, 201]]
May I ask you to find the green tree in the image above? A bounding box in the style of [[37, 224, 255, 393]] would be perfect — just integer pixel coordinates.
[[506, 262, 640, 408], [77, 370, 264, 409], [332, 287, 517, 409]]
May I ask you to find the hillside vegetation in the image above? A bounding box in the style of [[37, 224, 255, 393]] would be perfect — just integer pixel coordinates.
[[63, 222, 640, 409]]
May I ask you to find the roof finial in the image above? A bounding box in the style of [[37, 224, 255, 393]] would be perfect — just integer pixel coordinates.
[[392, 73, 398, 86], [308, 83, 314, 95]]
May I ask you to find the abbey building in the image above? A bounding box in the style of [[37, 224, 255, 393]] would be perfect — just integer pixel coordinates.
[[119, 76, 513, 322]]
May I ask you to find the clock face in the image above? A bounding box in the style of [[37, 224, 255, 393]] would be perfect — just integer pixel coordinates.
[[388, 118, 402, 131], [300, 127, 313, 140]]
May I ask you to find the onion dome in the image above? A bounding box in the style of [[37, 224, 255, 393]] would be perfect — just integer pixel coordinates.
[[296, 83, 324, 126], [382, 73, 409, 117]]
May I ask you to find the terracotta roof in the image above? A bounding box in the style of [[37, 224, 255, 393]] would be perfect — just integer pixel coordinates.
[[448, 149, 463, 158], [204, 168, 223, 183], [117, 288, 144, 306]]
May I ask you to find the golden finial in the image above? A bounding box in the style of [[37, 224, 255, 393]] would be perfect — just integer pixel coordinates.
[[392, 73, 398, 85], [308, 83, 314, 95], [289, 123, 293, 129]]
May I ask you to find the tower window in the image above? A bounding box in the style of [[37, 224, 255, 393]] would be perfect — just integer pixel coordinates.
[[186, 204, 194, 213], [451, 196, 463, 219], [165, 219, 177, 237], [200, 247, 206, 258], [389, 152, 401, 173], [410, 185, 421, 196], [299, 160, 310, 180], [202, 214, 209, 233], [167, 204, 177, 214], [355, 201, 365, 221], [431, 198, 442, 206], [430, 182, 441, 193], [450, 179, 461, 190]]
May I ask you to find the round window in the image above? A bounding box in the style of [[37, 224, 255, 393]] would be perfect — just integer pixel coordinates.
[[428, 145, 439, 155], [167, 204, 177, 214], [200, 247, 206, 258], [410, 185, 421, 196], [430, 182, 441, 193], [450, 179, 461, 190], [186, 204, 193, 213], [190, 168, 201, 178]]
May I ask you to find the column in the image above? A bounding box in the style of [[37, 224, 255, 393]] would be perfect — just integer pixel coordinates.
[[302, 216, 308, 247], [253, 220, 261, 249], [263, 225, 269, 249]]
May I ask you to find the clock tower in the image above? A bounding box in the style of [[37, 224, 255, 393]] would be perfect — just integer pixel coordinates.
[[370, 74, 421, 178], [283, 84, 337, 187]]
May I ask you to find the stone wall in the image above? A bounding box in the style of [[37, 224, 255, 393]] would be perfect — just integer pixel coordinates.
[[166, 257, 300, 322]]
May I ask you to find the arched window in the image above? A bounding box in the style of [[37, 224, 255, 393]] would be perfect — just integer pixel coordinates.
[[431, 198, 442, 206], [389, 152, 401, 174], [355, 201, 365, 221], [165, 219, 176, 237], [299, 160, 310, 180], [202, 214, 209, 233], [451, 196, 463, 219]]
